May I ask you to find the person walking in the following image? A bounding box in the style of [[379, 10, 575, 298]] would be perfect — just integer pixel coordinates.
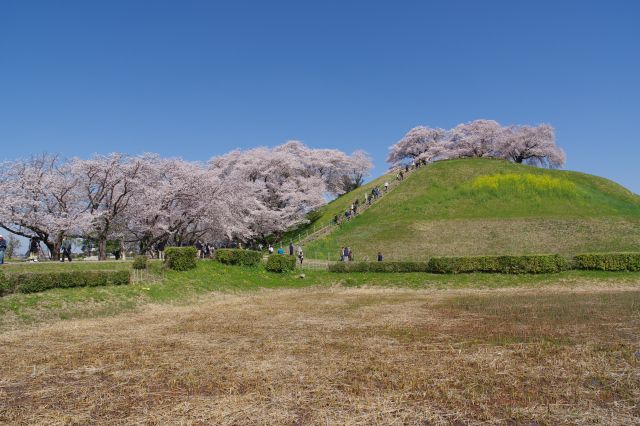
[[157, 239, 166, 261], [377, 251, 383, 262], [29, 237, 39, 262], [384, 181, 389, 191], [347, 247, 353, 262], [195, 240, 203, 258], [298, 249, 304, 265], [289, 242, 294, 256], [61, 238, 73, 262], [268, 244, 274, 254], [0, 235, 6, 265]]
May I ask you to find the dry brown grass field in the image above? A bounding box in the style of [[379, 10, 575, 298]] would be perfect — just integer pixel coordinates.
[[1, 283, 639, 425]]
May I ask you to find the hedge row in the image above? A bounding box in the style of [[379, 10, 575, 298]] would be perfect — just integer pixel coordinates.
[[329, 261, 430, 273], [573, 252, 640, 272], [0, 270, 130, 295], [214, 249, 262, 267], [329, 255, 569, 274], [265, 254, 297, 272], [165, 247, 198, 271], [427, 254, 569, 274]]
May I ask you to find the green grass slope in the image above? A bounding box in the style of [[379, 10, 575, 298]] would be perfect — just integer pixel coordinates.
[[303, 159, 640, 260]]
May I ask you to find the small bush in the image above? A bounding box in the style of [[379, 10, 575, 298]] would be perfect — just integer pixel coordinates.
[[164, 247, 198, 271], [214, 249, 262, 267], [427, 254, 569, 274], [0, 270, 130, 295], [265, 254, 296, 272], [132, 255, 148, 270], [328, 261, 430, 273], [573, 252, 640, 272], [0, 271, 9, 296]]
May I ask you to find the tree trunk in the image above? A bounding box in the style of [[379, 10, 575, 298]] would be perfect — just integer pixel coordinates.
[[45, 241, 57, 261], [120, 240, 126, 261], [98, 238, 107, 261]]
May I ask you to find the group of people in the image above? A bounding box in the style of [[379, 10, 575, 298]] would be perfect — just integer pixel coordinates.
[[194, 240, 215, 259], [266, 242, 305, 264], [339, 247, 384, 262], [333, 184, 392, 226], [397, 159, 426, 182], [340, 246, 354, 262]]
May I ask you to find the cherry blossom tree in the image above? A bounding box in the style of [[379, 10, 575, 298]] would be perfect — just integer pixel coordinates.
[[71, 153, 151, 260], [126, 156, 256, 252], [498, 124, 565, 168], [0, 154, 87, 260], [387, 126, 448, 166], [210, 142, 326, 241], [448, 120, 505, 159]]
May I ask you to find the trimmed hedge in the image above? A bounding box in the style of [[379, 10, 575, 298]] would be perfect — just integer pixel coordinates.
[[132, 255, 148, 270], [427, 254, 569, 274], [214, 249, 262, 267], [265, 254, 297, 272], [329, 255, 569, 274], [573, 252, 640, 271], [329, 261, 430, 273], [1, 270, 130, 295], [165, 247, 198, 271]]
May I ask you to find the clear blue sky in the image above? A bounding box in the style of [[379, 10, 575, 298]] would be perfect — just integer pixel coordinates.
[[1, 0, 638, 193]]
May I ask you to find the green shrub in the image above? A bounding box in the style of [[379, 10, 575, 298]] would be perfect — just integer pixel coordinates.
[[164, 247, 198, 271], [573, 252, 640, 271], [0, 271, 9, 296], [328, 261, 430, 272], [0, 270, 130, 295], [132, 255, 148, 270], [427, 254, 569, 274], [214, 249, 262, 267], [265, 254, 296, 272]]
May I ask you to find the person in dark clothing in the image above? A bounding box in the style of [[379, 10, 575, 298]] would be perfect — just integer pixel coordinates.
[[0, 235, 7, 265], [29, 237, 39, 262], [377, 252, 383, 262], [195, 240, 203, 258], [289, 242, 294, 256], [61, 238, 72, 262], [156, 239, 166, 260]]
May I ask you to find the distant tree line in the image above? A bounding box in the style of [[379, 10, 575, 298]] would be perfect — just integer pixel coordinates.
[[387, 120, 565, 168], [0, 141, 372, 260]]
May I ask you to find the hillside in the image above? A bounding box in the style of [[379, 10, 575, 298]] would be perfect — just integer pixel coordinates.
[[300, 159, 640, 260]]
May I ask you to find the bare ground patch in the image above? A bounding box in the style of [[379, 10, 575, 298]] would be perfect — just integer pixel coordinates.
[[1, 285, 639, 425]]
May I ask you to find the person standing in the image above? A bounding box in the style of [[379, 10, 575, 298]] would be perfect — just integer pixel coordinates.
[[29, 237, 39, 262], [289, 242, 294, 256], [61, 238, 73, 262], [157, 239, 166, 261], [347, 247, 353, 262], [195, 240, 203, 258], [277, 246, 285, 255], [377, 251, 383, 262], [298, 249, 304, 265], [0, 235, 6, 265], [384, 182, 389, 191], [268, 244, 274, 254]]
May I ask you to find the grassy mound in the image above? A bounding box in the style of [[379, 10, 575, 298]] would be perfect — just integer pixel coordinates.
[[301, 159, 640, 260]]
